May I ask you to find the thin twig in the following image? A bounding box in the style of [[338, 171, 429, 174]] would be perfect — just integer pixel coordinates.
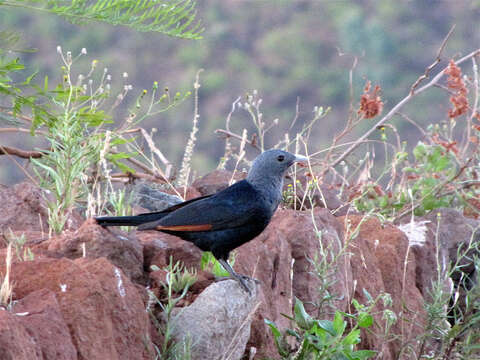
[[215, 128, 262, 151], [410, 25, 455, 95], [140, 128, 172, 179], [110, 150, 156, 176], [0, 127, 48, 136], [395, 112, 427, 138], [433, 83, 457, 95], [0, 110, 34, 124], [109, 172, 167, 183], [464, 55, 479, 156], [0, 145, 39, 185], [348, 56, 359, 121], [288, 96, 301, 131]]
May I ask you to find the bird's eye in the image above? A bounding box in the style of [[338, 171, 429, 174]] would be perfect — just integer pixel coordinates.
[[277, 155, 285, 162]]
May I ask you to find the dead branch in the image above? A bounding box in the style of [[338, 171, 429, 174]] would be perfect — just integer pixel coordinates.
[[215, 128, 262, 151], [395, 112, 427, 138], [409, 25, 455, 95], [0, 127, 48, 136], [139, 128, 173, 180], [109, 172, 168, 183], [0, 110, 34, 124], [0, 145, 43, 158]]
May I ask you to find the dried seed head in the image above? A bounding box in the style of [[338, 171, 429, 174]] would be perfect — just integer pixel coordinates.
[[358, 80, 384, 119]]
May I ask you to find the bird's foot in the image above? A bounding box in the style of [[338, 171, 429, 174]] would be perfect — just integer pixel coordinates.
[[239, 274, 261, 284], [214, 274, 258, 295]]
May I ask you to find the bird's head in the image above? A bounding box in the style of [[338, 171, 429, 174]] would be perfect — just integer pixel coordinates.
[[247, 149, 307, 185]]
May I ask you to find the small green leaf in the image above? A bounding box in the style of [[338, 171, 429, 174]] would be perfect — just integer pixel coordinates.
[[200, 251, 211, 270], [357, 312, 373, 328], [362, 288, 373, 302], [112, 160, 136, 174], [342, 329, 361, 345], [316, 319, 337, 336], [333, 311, 345, 335], [23, 70, 38, 85], [351, 349, 377, 359], [379, 195, 388, 208], [351, 298, 362, 311], [413, 143, 426, 160], [264, 319, 281, 339], [285, 328, 301, 339], [294, 297, 314, 330]]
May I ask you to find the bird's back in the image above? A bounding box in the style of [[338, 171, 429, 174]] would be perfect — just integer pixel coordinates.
[[148, 180, 273, 259]]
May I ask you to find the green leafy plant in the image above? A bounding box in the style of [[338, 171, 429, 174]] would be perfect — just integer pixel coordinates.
[[151, 258, 197, 294], [0, 46, 191, 233], [3, 230, 34, 261], [1, 0, 203, 39], [265, 297, 377, 360], [149, 259, 195, 359], [354, 142, 458, 218], [416, 215, 480, 359], [200, 251, 235, 278]]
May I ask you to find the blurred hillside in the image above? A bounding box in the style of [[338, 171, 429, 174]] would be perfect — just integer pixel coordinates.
[[1, 0, 480, 184]]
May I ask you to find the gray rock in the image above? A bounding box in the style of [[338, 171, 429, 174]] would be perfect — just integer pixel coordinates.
[[130, 182, 182, 211], [170, 279, 260, 360], [407, 208, 480, 301], [424, 208, 480, 282]]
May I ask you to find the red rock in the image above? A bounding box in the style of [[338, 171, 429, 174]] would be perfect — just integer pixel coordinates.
[[138, 230, 202, 271], [236, 208, 352, 359], [0, 182, 49, 241], [0, 182, 85, 244], [47, 219, 144, 282], [10, 257, 154, 360], [76, 257, 155, 359], [0, 310, 43, 360], [12, 289, 77, 360], [192, 169, 246, 196], [343, 215, 426, 360]]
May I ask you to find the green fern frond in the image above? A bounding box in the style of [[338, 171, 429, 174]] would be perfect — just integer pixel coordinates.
[[2, 0, 203, 39]]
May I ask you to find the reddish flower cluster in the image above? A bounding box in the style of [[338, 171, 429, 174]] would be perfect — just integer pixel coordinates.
[[444, 60, 469, 118], [358, 81, 384, 119], [431, 133, 459, 155]]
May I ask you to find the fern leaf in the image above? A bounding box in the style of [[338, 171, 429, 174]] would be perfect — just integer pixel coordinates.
[[2, 0, 203, 39]]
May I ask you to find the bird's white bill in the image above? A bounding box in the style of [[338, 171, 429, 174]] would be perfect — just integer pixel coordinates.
[[294, 154, 308, 166]]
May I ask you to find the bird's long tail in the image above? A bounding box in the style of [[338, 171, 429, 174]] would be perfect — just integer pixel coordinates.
[[95, 212, 166, 227]]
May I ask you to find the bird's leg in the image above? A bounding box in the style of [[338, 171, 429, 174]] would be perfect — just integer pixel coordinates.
[[218, 259, 253, 295]]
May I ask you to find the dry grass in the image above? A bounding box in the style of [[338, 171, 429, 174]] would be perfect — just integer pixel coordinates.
[[0, 244, 13, 308]]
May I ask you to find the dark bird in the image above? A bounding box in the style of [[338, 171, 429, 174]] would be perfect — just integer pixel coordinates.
[[95, 149, 307, 294]]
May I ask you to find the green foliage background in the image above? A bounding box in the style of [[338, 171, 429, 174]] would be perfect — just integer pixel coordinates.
[[1, 0, 480, 183]]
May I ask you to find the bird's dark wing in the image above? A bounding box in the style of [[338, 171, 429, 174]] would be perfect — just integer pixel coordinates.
[[138, 180, 269, 232], [95, 194, 213, 227]]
